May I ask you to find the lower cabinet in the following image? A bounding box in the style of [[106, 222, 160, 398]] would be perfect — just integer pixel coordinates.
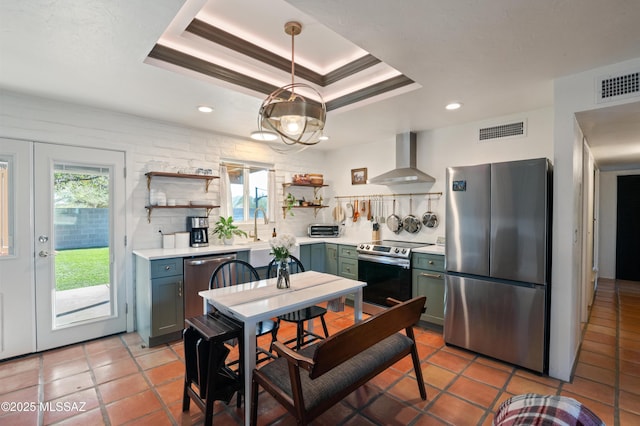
[[325, 243, 338, 275], [412, 253, 445, 326], [337, 244, 358, 279], [310, 243, 326, 272], [136, 256, 184, 347], [299, 243, 326, 272]]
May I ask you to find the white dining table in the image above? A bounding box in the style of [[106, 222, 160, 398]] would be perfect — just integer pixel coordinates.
[[198, 270, 366, 426]]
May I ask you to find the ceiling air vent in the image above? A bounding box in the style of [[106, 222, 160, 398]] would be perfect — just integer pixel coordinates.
[[478, 120, 526, 142], [597, 70, 639, 103]]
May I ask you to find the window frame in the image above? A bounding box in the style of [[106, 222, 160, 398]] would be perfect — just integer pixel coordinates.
[[222, 160, 273, 224]]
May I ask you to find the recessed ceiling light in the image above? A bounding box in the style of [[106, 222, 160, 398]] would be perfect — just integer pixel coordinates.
[[197, 105, 214, 113], [446, 102, 462, 110], [250, 131, 278, 141]]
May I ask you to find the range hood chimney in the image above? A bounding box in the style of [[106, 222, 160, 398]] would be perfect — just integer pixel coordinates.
[[368, 132, 435, 185]]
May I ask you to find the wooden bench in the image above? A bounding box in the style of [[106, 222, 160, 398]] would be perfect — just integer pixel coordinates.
[[250, 296, 427, 425]]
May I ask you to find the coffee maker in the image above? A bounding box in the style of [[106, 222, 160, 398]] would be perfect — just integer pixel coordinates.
[[187, 216, 209, 247]]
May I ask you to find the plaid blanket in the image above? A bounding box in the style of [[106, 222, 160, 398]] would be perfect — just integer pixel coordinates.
[[494, 393, 604, 426]]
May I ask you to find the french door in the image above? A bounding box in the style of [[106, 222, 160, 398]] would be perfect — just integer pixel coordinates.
[[0, 139, 126, 357], [0, 139, 35, 358]]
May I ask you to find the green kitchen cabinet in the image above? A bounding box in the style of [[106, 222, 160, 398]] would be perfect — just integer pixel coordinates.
[[299, 243, 325, 272], [325, 243, 338, 275], [310, 243, 326, 272], [136, 256, 184, 347], [235, 250, 249, 263], [337, 244, 358, 280], [412, 253, 445, 326], [299, 244, 312, 271]]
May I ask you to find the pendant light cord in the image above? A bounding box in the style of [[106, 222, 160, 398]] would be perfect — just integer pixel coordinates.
[[290, 27, 295, 90]]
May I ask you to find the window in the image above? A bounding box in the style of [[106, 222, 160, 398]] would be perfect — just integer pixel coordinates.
[[223, 161, 273, 223], [0, 157, 14, 256]]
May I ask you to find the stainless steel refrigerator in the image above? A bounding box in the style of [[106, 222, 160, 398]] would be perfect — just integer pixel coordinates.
[[444, 158, 552, 373]]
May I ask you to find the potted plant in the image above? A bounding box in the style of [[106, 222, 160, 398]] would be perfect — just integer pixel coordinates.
[[212, 216, 247, 244], [284, 193, 296, 216]]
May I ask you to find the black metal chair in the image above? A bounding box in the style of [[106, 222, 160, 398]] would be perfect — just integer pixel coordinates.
[[266, 255, 329, 350], [209, 259, 279, 364]]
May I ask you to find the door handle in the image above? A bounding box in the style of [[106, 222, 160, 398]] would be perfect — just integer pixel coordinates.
[[39, 250, 49, 257]]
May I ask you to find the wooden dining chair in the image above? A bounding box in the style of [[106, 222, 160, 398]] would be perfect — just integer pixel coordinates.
[[266, 255, 329, 350], [209, 259, 278, 364]]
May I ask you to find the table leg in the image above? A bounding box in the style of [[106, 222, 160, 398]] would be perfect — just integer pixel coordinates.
[[243, 321, 257, 426], [354, 288, 363, 322]]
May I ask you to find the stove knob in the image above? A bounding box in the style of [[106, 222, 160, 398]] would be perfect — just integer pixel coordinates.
[[394, 248, 400, 253], [366, 245, 371, 250], [359, 244, 364, 249], [401, 249, 407, 254]]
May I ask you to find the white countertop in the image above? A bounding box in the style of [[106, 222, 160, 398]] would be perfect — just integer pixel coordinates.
[[414, 245, 445, 255], [133, 236, 363, 260]]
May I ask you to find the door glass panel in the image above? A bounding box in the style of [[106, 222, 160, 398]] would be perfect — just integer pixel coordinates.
[[0, 157, 14, 256], [53, 163, 112, 328]]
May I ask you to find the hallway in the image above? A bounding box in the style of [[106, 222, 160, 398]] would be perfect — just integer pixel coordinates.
[[0, 278, 638, 425]]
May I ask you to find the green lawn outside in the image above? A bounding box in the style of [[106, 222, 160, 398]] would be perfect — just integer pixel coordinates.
[[55, 247, 110, 291]]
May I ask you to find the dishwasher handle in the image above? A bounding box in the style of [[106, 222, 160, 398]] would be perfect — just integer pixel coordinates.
[[184, 254, 236, 267]]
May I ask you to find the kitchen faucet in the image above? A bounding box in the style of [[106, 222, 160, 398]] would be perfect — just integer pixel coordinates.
[[251, 207, 268, 242]]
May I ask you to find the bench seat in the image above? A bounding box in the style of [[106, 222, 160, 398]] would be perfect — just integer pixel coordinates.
[[257, 333, 412, 412], [251, 296, 427, 425]]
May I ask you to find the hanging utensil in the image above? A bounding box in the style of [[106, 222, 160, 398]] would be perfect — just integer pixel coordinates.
[[333, 200, 346, 223], [386, 198, 402, 233], [403, 195, 422, 234], [379, 196, 386, 224], [346, 199, 354, 219], [422, 197, 439, 228], [367, 198, 372, 221], [353, 199, 359, 222]]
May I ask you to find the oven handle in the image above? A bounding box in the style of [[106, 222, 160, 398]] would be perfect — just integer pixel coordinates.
[[357, 253, 410, 269]]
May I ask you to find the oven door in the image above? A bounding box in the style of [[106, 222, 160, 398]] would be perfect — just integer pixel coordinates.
[[358, 256, 412, 313]]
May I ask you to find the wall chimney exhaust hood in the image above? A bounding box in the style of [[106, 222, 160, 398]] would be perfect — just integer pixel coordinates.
[[368, 132, 435, 185]]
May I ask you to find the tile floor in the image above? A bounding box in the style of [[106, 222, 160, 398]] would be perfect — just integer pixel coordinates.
[[1, 278, 638, 425]]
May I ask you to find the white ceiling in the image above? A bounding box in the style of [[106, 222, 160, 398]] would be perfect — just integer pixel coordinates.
[[1, 0, 640, 168]]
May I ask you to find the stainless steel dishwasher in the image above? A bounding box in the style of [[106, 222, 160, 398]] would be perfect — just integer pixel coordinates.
[[183, 253, 236, 320]]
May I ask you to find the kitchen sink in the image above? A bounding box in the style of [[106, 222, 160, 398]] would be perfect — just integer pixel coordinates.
[[248, 242, 300, 268]]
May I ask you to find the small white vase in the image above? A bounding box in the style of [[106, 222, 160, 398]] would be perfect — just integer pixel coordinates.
[[223, 237, 234, 245]]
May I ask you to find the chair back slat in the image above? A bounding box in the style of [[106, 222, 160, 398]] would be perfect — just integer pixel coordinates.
[[210, 259, 260, 289]]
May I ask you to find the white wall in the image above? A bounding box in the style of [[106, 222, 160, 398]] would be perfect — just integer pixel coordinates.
[[551, 57, 640, 380], [325, 107, 554, 243], [599, 169, 640, 279]]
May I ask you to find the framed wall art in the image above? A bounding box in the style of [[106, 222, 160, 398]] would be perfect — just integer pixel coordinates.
[[351, 168, 367, 185]]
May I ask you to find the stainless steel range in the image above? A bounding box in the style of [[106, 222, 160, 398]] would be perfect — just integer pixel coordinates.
[[357, 240, 433, 314]]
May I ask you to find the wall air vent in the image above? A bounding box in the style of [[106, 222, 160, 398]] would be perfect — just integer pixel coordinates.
[[478, 120, 526, 142], [597, 70, 639, 103]]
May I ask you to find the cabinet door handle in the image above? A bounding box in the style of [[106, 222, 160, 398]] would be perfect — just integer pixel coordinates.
[[420, 272, 442, 279], [165, 265, 171, 270], [178, 281, 183, 297], [428, 260, 434, 265]]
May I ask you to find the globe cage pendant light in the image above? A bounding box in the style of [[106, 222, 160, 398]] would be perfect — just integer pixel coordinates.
[[258, 21, 326, 151]]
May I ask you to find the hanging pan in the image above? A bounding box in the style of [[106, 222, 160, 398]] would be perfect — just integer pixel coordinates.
[[386, 198, 403, 234], [422, 197, 439, 228], [403, 196, 422, 234]]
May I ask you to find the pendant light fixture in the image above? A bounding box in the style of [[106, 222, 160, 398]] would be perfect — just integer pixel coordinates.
[[258, 21, 326, 152]]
